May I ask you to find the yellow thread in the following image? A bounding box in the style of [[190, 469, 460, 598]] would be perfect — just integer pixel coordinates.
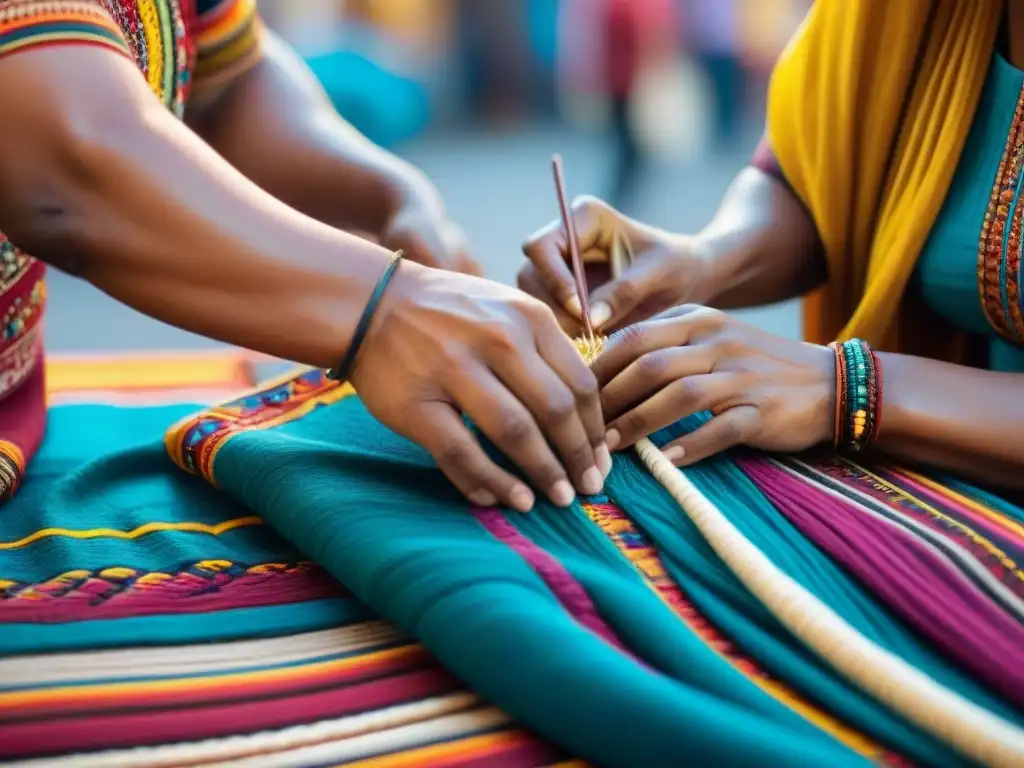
[[55, 569, 90, 580], [0, 517, 263, 551], [196, 559, 234, 571], [900, 468, 1024, 543], [134, 572, 174, 585], [847, 461, 1024, 578], [98, 567, 136, 579], [136, 0, 163, 98], [574, 335, 605, 366]]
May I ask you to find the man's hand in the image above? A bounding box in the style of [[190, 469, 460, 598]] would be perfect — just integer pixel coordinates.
[[353, 262, 611, 512]]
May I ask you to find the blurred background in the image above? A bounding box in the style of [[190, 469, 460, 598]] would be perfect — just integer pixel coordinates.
[[46, 0, 812, 353]]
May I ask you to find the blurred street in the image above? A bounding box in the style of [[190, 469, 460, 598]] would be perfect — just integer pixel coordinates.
[[43, 117, 800, 353]]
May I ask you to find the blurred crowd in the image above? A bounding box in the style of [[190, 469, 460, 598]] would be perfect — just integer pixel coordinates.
[[259, 0, 811, 162]]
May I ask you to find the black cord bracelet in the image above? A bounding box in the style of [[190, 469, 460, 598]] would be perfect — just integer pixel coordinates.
[[327, 250, 404, 382]]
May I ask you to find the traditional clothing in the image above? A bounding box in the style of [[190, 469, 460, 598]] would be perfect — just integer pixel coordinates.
[[3, 0, 1024, 765], [0, 0, 263, 500]]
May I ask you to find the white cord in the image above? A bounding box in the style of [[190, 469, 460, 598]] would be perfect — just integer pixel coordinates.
[[634, 437, 1024, 766]]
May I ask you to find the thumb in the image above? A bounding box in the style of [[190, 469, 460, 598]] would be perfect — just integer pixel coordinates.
[[587, 257, 661, 331], [522, 195, 613, 318]]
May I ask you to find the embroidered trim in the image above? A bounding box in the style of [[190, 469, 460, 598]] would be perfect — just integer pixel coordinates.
[[101, 0, 147, 70], [0, 515, 263, 550], [0, 326, 42, 400], [977, 84, 1024, 343], [0, 560, 346, 622], [168, 0, 190, 111], [810, 457, 1024, 595], [582, 496, 908, 765], [165, 367, 355, 485], [0, 1, 133, 60], [0, 238, 32, 292], [0, 439, 24, 502], [2, 277, 44, 344], [136, 0, 163, 96], [190, 0, 260, 95]]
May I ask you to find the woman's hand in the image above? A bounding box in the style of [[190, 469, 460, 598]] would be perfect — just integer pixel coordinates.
[[352, 262, 611, 512], [592, 306, 835, 465], [520, 196, 712, 335], [381, 191, 482, 277]]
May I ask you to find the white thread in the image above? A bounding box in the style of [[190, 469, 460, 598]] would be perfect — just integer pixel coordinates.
[[5, 694, 486, 768], [635, 437, 1024, 766]]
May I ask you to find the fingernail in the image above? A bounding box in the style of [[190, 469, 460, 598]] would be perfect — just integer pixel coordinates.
[[580, 466, 603, 496], [605, 428, 621, 452], [596, 443, 613, 478], [468, 490, 498, 507], [566, 294, 582, 318], [549, 479, 576, 508], [509, 484, 535, 513], [590, 302, 612, 328], [663, 445, 685, 463]]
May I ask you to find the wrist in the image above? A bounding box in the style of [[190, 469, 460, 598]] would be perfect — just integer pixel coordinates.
[[679, 231, 724, 306], [330, 248, 414, 380], [830, 339, 884, 453]]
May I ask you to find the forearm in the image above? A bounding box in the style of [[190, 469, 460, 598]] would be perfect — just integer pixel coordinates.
[[693, 167, 826, 309], [873, 353, 1024, 490], [188, 30, 436, 235], [0, 47, 392, 368]]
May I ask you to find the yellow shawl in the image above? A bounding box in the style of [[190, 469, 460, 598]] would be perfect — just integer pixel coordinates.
[[767, 0, 1003, 358]]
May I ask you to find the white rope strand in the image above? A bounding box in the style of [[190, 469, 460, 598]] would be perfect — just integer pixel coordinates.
[[634, 437, 1024, 767]]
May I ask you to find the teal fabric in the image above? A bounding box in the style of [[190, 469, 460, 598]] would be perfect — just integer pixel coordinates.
[[1, 599, 363, 657], [204, 396, 1020, 767], [915, 49, 1024, 372], [6, 396, 1023, 766], [0, 402, 362, 653], [211, 399, 862, 766], [1, 403, 301, 582]]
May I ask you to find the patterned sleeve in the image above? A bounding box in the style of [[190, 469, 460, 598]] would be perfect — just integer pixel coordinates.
[[191, 0, 263, 93], [0, 0, 132, 62]]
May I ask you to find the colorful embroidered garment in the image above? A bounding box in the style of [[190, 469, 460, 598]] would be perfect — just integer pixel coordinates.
[[0, 0, 262, 501], [4, 362, 1023, 766]]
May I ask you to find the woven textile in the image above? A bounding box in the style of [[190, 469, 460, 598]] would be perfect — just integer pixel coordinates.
[[4, 363, 1024, 764]]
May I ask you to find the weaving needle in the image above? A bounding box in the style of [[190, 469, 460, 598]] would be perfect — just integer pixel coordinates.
[[551, 154, 595, 342]]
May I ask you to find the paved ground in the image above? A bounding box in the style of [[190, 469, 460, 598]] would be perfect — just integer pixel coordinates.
[[43, 120, 800, 353]]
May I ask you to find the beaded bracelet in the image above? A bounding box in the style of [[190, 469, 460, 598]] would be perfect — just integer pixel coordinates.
[[327, 250, 404, 382], [829, 338, 883, 453]]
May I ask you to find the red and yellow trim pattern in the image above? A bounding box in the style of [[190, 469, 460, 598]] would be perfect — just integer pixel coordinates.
[[165, 367, 354, 486], [977, 84, 1024, 343], [0, 0, 132, 61], [190, 0, 260, 93]]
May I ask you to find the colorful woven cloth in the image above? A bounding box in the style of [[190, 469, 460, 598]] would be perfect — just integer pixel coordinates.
[[0, 357, 574, 767], [3, 363, 1024, 766]]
